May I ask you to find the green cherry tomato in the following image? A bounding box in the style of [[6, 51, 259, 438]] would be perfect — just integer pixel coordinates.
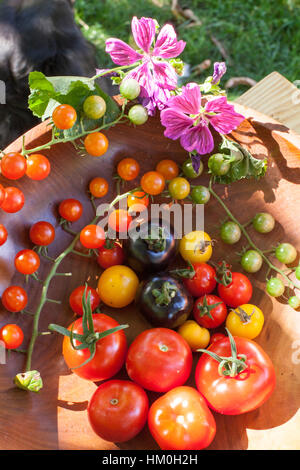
[[83, 95, 107, 119], [191, 186, 210, 204], [275, 243, 297, 265], [252, 213, 275, 234], [128, 105, 148, 125], [288, 296, 300, 309], [168, 177, 190, 200], [119, 78, 141, 100], [295, 265, 300, 281], [182, 159, 203, 179], [220, 221, 241, 245], [266, 278, 285, 297], [208, 153, 230, 176], [241, 250, 263, 273]]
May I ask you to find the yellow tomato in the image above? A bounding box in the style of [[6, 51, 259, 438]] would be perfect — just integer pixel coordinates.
[[177, 320, 210, 351], [226, 303, 264, 339], [97, 265, 139, 308], [179, 231, 212, 263]]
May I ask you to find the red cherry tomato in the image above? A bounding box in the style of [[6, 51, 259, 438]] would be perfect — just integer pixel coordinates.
[[26, 154, 50, 180], [29, 221, 55, 246], [1, 286, 28, 312], [69, 285, 100, 316], [0, 324, 24, 350], [59, 199, 83, 222], [193, 294, 227, 329], [62, 313, 127, 381], [80, 224, 105, 249], [1, 187, 25, 213], [14, 249, 40, 275], [88, 380, 149, 442], [183, 263, 217, 297], [108, 209, 132, 233], [126, 328, 193, 393], [97, 241, 125, 269], [52, 104, 77, 130], [89, 177, 109, 198], [148, 386, 216, 450], [0, 224, 8, 246], [1, 152, 27, 180], [217, 272, 253, 307], [0, 184, 5, 206]]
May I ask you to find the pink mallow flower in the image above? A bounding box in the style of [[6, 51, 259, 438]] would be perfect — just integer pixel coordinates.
[[105, 17, 186, 114], [160, 83, 245, 155]]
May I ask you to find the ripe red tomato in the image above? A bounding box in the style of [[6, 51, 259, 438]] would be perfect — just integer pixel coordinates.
[[52, 104, 77, 130], [69, 285, 100, 316], [193, 294, 227, 329], [1, 187, 25, 213], [148, 386, 216, 450], [0, 224, 8, 246], [117, 158, 140, 181], [195, 335, 276, 415], [62, 313, 127, 381], [140, 171, 165, 196], [29, 221, 55, 246], [210, 332, 226, 344], [183, 263, 217, 297], [59, 199, 83, 222], [1, 285, 28, 312], [88, 380, 149, 442], [217, 272, 253, 307], [14, 249, 40, 275], [84, 132, 108, 157], [0, 324, 24, 350], [0, 184, 5, 206], [1, 152, 27, 180], [97, 242, 125, 269], [26, 154, 50, 180], [108, 209, 132, 233], [126, 328, 193, 393], [80, 224, 105, 249]]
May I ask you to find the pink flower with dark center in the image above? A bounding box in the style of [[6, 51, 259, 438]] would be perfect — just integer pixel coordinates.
[[105, 17, 186, 114], [160, 83, 245, 154]]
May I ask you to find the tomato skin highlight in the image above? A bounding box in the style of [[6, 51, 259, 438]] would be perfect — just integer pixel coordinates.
[[69, 286, 100, 316], [217, 272, 253, 307], [88, 380, 149, 442], [148, 386, 216, 450], [1, 187, 25, 213], [29, 221, 55, 246], [1, 285, 28, 312], [195, 336, 276, 415], [1, 152, 27, 180]]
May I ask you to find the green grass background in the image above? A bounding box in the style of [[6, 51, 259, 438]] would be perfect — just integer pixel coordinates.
[[74, 0, 300, 99]]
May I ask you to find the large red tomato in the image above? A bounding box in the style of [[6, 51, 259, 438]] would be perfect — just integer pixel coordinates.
[[126, 328, 192, 393], [195, 335, 276, 415], [148, 386, 216, 450]]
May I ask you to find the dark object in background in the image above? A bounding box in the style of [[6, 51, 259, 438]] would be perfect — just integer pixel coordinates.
[[0, 0, 97, 149]]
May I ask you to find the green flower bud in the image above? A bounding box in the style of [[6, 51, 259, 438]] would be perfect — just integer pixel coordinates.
[[14, 370, 43, 393]]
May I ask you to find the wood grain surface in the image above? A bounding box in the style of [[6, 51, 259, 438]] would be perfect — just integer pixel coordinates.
[[0, 105, 300, 450]]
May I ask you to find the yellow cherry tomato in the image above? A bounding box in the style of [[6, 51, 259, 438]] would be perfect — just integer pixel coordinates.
[[97, 265, 139, 308], [179, 231, 212, 263], [177, 320, 210, 351], [168, 177, 190, 200], [225, 303, 264, 339]]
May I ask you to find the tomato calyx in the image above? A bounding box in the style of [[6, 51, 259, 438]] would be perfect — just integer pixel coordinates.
[[197, 295, 223, 320], [144, 226, 167, 253], [198, 328, 247, 377], [214, 260, 233, 286], [194, 239, 213, 254], [234, 306, 255, 324], [14, 370, 43, 393], [170, 261, 195, 279], [152, 281, 178, 306]]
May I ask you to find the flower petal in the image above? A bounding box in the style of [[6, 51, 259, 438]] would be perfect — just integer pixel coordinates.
[[205, 97, 245, 134], [166, 82, 202, 114], [131, 16, 156, 53], [212, 62, 227, 84], [160, 108, 193, 140], [140, 86, 171, 116], [180, 123, 214, 154], [152, 60, 178, 90], [126, 60, 154, 96], [153, 24, 186, 58], [105, 38, 142, 65]]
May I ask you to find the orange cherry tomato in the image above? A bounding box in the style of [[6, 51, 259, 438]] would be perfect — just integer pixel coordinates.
[[1, 152, 27, 180], [140, 171, 165, 196], [26, 154, 50, 180], [84, 132, 108, 157], [89, 177, 109, 198], [117, 158, 140, 181], [14, 249, 40, 275], [127, 191, 149, 212], [1, 286, 28, 312], [80, 224, 106, 249], [52, 104, 77, 130], [1, 187, 25, 213], [156, 159, 179, 180], [0, 324, 24, 350]]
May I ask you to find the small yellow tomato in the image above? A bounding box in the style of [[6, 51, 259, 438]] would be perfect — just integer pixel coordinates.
[[226, 303, 264, 339], [177, 320, 210, 351], [83, 95, 107, 120], [179, 231, 212, 263], [97, 265, 139, 308], [168, 177, 190, 200]]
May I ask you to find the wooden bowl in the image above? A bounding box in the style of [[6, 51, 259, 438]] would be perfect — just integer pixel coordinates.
[[0, 105, 300, 450]]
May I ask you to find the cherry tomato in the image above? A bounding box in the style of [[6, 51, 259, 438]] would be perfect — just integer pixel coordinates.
[[119, 78, 141, 100], [108, 209, 132, 233], [1, 152, 27, 180], [177, 320, 210, 351], [226, 304, 264, 339], [128, 104, 148, 125], [275, 243, 297, 264], [252, 212, 275, 233], [83, 95, 106, 120], [69, 285, 100, 316], [183, 262, 217, 297], [210, 332, 226, 344], [29, 221, 55, 246], [127, 191, 149, 212], [1, 187, 25, 213], [0, 184, 5, 206], [218, 272, 253, 307], [168, 177, 190, 200], [220, 221, 241, 245], [59, 199, 83, 222], [182, 158, 204, 179], [1, 285, 28, 312], [97, 265, 139, 308], [88, 380, 148, 442], [241, 249, 263, 273], [97, 241, 125, 269], [62, 313, 127, 381], [89, 177, 109, 198], [140, 171, 165, 196], [126, 328, 193, 393], [52, 104, 77, 129], [117, 158, 140, 181], [0, 324, 24, 350], [266, 277, 285, 297], [0, 224, 8, 246], [80, 224, 105, 249], [26, 154, 50, 180], [208, 153, 230, 176], [194, 294, 227, 329], [148, 386, 216, 450], [191, 185, 210, 204], [156, 159, 179, 180], [84, 132, 108, 157], [288, 296, 300, 309], [179, 231, 212, 263], [15, 249, 40, 275]]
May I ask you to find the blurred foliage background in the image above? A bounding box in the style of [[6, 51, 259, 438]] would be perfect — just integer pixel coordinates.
[[74, 0, 300, 99]]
